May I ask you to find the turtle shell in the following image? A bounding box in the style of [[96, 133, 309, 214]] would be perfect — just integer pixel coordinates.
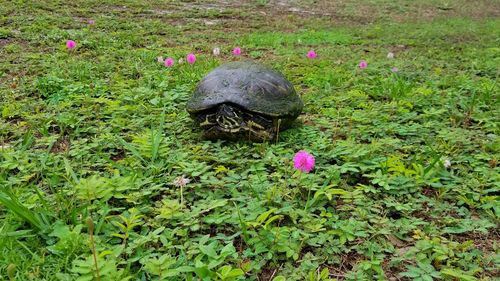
[[186, 61, 303, 119]]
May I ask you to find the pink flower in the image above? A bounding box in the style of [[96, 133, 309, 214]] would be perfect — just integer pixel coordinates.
[[66, 40, 76, 49], [307, 50, 317, 59], [391, 67, 399, 72], [186, 53, 196, 64], [164, 57, 174, 67], [293, 150, 315, 173], [233, 47, 241, 55], [88, 19, 95, 25], [358, 60, 368, 69]]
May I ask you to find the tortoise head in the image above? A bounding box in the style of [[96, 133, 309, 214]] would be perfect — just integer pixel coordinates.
[[195, 103, 276, 141], [215, 104, 244, 131]]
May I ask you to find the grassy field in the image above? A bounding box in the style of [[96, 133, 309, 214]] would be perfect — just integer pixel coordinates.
[[1, 0, 499, 280]]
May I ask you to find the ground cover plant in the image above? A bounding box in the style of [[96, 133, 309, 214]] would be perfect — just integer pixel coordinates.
[[0, 0, 499, 280]]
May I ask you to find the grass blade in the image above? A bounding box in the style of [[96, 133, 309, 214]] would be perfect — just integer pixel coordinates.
[[0, 192, 43, 231]]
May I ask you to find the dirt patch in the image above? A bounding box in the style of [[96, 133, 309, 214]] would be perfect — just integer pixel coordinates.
[[188, 0, 500, 25], [327, 250, 364, 279], [257, 266, 281, 280], [381, 258, 408, 281], [0, 38, 15, 48], [84, 0, 500, 39], [421, 186, 438, 198], [50, 136, 70, 153], [447, 229, 500, 278], [110, 149, 126, 161], [448, 229, 499, 253]]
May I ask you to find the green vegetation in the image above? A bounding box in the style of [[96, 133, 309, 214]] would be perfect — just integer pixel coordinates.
[[1, 0, 498, 280]]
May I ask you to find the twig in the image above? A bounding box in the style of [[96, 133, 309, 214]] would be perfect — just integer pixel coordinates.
[[268, 264, 283, 281], [87, 217, 101, 281]]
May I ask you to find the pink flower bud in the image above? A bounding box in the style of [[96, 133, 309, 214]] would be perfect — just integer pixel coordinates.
[[293, 150, 315, 173], [186, 53, 196, 64], [66, 40, 76, 49], [164, 57, 174, 67], [358, 60, 368, 69], [307, 50, 317, 59]]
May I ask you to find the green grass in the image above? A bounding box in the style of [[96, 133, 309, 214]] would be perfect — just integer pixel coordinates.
[[1, 0, 499, 280]]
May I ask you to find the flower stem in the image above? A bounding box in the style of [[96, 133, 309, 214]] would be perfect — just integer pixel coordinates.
[[180, 185, 184, 206], [304, 183, 312, 212], [86, 217, 100, 281]]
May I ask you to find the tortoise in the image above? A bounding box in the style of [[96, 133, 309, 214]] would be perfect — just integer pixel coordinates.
[[186, 61, 303, 141]]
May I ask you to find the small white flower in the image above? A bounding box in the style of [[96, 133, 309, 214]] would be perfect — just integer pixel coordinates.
[[212, 47, 220, 56], [157, 56, 164, 63], [443, 159, 452, 168], [173, 175, 190, 188], [387, 52, 395, 59], [178, 58, 184, 64]]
